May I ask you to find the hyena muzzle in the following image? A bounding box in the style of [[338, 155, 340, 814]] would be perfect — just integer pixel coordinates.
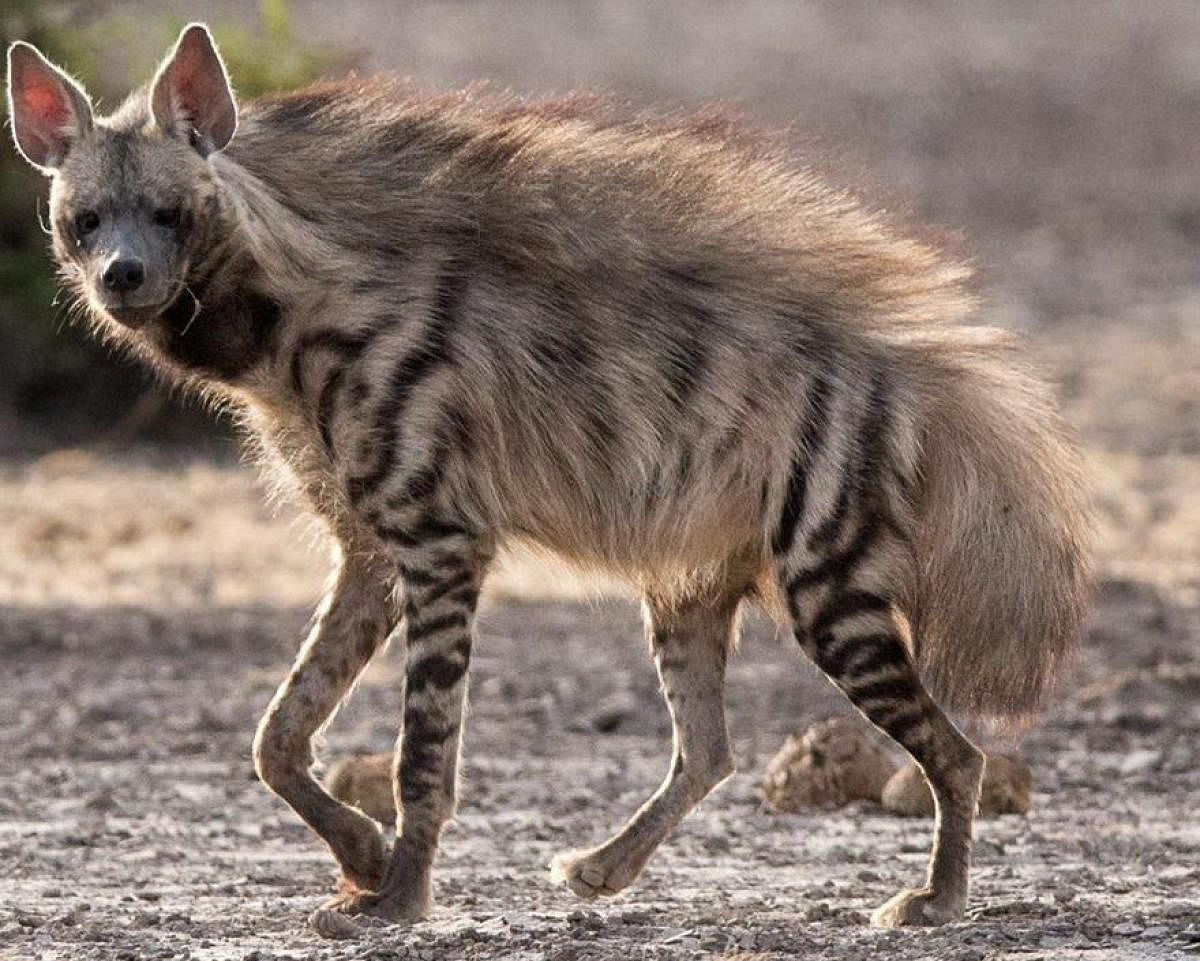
[[7, 25, 1090, 932]]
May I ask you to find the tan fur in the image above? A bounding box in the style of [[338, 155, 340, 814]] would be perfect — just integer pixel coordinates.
[[7, 25, 1092, 930]]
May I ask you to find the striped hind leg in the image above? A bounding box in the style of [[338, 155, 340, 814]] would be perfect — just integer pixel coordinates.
[[552, 582, 741, 899], [772, 366, 984, 924], [779, 524, 985, 926]]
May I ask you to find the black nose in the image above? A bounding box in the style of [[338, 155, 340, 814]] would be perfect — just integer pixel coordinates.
[[102, 258, 146, 293]]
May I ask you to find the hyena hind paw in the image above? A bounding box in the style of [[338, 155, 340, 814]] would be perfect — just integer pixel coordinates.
[[310, 907, 367, 940], [870, 887, 966, 928], [550, 847, 643, 900]]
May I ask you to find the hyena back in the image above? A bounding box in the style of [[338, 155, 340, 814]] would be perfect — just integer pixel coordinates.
[[7, 25, 1090, 931]]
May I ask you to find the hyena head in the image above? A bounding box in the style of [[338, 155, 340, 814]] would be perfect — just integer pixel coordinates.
[[6, 25, 236, 333]]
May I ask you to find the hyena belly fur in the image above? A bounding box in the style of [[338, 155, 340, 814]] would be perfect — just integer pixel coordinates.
[[8, 25, 1091, 930]]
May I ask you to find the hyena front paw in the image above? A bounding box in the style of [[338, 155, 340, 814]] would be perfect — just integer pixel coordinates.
[[310, 887, 430, 938], [871, 887, 965, 927], [550, 846, 646, 900]]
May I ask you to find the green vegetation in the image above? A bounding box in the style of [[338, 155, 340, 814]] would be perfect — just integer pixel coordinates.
[[0, 0, 351, 452]]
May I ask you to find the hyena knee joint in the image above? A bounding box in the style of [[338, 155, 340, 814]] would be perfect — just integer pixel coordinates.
[[252, 714, 312, 791]]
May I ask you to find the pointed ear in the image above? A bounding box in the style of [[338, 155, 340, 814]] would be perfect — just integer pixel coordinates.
[[150, 23, 237, 156], [6, 41, 94, 173]]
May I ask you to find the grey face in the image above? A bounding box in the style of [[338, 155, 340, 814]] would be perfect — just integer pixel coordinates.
[[50, 129, 217, 330], [7, 25, 238, 331]]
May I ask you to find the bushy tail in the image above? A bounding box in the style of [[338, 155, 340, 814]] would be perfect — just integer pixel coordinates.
[[904, 329, 1092, 722]]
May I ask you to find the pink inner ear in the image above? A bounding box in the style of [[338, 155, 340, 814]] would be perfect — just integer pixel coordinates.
[[23, 75, 70, 128], [174, 69, 201, 110], [165, 43, 213, 122], [151, 27, 235, 152]]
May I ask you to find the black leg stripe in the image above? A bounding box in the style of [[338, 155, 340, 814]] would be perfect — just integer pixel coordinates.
[[872, 706, 930, 745], [399, 736, 447, 798], [787, 512, 883, 595], [420, 570, 476, 607], [841, 638, 910, 678], [376, 515, 471, 550], [402, 707, 458, 744], [400, 564, 439, 588], [377, 525, 420, 549], [811, 630, 897, 678], [846, 675, 919, 707], [406, 612, 469, 645], [407, 653, 469, 694], [388, 464, 442, 511], [811, 591, 890, 637], [442, 586, 480, 609], [414, 516, 471, 541], [656, 653, 691, 673]]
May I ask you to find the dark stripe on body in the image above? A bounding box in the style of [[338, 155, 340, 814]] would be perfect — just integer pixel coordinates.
[[290, 315, 401, 457], [383, 407, 476, 514], [806, 368, 890, 551], [347, 257, 470, 503], [660, 266, 715, 412], [772, 372, 835, 557], [316, 368, 347, 453], [290, 317, 397, 397]]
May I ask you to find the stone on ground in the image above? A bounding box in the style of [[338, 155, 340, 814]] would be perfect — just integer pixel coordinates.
[[761, 717, 897, 812], [881, 753, 1033, 818], [325, 753, 396, 825]]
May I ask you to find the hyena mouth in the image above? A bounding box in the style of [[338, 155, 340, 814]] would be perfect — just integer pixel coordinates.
[[106, 302, 169, 329]]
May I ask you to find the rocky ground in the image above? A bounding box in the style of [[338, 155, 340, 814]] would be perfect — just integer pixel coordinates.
[[0, 453, 1197, 961]]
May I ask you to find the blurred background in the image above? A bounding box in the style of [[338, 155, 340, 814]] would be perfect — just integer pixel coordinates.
[[1, 3, 1198, 956], [1, 0, 1196, 604]]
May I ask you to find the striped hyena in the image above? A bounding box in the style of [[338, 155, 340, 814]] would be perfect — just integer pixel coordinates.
[[7, 25, 1090, 932]]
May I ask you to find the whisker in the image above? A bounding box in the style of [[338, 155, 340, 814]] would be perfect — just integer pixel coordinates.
[[35, 198, 53, 237], [178, 285, 203, 336]]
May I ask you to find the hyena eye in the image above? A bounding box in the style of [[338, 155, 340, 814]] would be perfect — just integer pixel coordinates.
[[75, 210, 100, 235], [153, 206, 182, 228]]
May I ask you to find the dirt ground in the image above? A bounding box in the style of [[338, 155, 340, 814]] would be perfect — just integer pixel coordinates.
[[0, 452, 1198, 961], [2, 0, 1200, 959]]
